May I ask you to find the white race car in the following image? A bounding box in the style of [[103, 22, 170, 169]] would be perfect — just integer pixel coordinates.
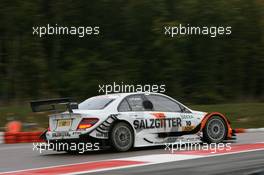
[[32, 92, 235, 152]]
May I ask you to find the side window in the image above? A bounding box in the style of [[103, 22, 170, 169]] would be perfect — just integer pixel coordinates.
[[118, 99, 131, 112], [126, 95, 145, 111], [146, 95, 182, 112]]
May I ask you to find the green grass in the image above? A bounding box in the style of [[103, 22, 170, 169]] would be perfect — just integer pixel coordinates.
[[0, 103, 263, 131], [190, 103, 264, 128]]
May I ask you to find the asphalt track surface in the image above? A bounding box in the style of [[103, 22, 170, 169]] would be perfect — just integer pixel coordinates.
[[0, 133, 264, 175]]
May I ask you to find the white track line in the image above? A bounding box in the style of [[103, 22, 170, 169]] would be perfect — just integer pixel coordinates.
[[0, 154, 203, 175], [65, 146, 264, 175], [118, 154, 202, 163], [246, 128, 264, 132], [0, 132, 3, 144], [1, 144, 264, 175], [63, 164, 153, 175], [50, 147, 264, 175], [64, 154, 203, 175]]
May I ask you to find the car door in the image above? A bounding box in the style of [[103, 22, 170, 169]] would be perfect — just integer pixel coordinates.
[[118, 94, 159, 145], [143, 94, 199, 142], [143, 94, 183, 133]]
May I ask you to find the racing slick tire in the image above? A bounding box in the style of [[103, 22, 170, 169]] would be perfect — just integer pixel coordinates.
[[203, 115, 228, 143], [110, 122, 134, 152]]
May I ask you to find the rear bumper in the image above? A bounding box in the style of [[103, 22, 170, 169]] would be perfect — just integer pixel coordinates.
[[41, 131, 110, 151], [44, 130, 86, 140]]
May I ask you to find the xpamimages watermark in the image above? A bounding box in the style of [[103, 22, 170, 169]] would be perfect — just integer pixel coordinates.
[[98, 82, 166, 94], [164, 141, 232, 153], [33, 141, 100, 154], [32, 24, 100, 37]]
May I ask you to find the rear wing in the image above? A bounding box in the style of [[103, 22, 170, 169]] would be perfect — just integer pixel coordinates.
[[30, 98, 78, 113]]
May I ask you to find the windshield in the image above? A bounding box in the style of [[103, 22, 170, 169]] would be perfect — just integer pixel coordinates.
[[78, 96, 115, 110]]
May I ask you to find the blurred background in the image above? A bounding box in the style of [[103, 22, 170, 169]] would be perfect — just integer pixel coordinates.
[[0, 0, 263, 130]]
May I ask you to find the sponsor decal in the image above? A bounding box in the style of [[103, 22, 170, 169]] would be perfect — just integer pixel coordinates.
[[151, 113, 166, 119], [72, 131, 82, 135], [96, 132, 108, 138], [182, 125, 195, 131], [133, 118, 182, 129], [180, 114, 194, 119], [51, 131, 70, 137]]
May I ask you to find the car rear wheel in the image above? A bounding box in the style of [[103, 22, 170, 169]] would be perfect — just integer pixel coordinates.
[[203, 116, 227, 143], [110, 122, 134, 152]]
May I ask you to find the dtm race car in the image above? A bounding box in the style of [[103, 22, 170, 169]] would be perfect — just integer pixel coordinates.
[[31, 92, 235, 152]]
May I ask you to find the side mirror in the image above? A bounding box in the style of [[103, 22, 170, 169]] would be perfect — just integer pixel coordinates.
[[142, 100, 153, 110]]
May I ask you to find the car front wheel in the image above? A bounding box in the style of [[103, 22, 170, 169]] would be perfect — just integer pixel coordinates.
[[203, 116, 227, 143]]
